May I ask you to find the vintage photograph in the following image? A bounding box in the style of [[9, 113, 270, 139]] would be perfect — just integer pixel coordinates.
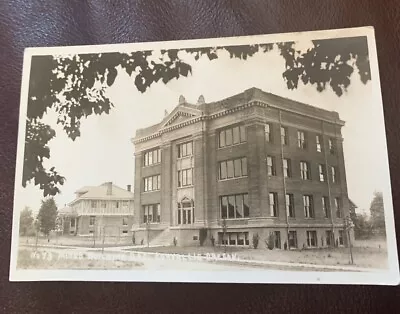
[[9, 27, 399, 284]]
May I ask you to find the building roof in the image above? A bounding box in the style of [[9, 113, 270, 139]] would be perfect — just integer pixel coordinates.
[[133, 87, 344, 141], [349, 199, 357, 209], [58, 205, 78, 217], [68, 182, 134, 205]]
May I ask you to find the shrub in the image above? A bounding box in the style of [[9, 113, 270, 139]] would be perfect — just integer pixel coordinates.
[[210, 235, 215, 247], [199, 228, 207, 246], [266, 233, 275, 250], [252, 233, 260, 249]]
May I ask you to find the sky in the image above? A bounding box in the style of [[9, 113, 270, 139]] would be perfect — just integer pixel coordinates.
[[19, 43, 389, 216]]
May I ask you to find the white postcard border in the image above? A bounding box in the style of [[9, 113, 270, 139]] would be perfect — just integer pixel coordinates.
[[9, 26, 400, 285]]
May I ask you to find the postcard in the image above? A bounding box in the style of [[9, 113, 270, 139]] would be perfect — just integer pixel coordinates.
[[9, 26, 399, 284]]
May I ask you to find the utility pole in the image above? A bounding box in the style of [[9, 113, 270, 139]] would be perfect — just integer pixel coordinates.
[[222, 218, 227, 253], [102, 225, 106, 254], [344, 215, 355, 264], [35, 219, 39, 251], [146, 220, 150, 247]]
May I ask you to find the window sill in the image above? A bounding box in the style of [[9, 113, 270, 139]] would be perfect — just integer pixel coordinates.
[[220, 217, 250, 221], [177, 155, 193, 160], [141, 190, 161, 194], [218, 176, 248, 182], [217, 142, 247, 150], [142, 162, 161, 168], [177, 185, 194, 189]]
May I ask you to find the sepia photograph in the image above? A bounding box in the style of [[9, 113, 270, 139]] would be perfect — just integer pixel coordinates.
[[9, 26, 399, 284]]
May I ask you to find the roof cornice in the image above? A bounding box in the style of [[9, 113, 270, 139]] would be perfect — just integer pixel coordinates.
[[133, 100, 344, 144]]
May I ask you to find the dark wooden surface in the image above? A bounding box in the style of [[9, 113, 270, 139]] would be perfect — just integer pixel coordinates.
[[0, 1, 399, 313]]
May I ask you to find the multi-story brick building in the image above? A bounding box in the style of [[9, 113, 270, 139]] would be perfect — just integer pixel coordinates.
[[59, 182, 134, 237], [131, 88, 354, 248]]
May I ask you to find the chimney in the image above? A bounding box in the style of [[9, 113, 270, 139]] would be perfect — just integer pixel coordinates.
[[127, 184, 131, 192], [178, 95, 186, 105], [106, 182, 112, 195], [197, 95, 205, 105]]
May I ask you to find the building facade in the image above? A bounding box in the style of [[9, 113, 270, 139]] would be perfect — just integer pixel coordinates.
[[59, 182, 134, 237], [132, 88, 354, 248]]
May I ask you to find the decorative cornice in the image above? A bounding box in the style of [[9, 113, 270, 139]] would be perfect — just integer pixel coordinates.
[[133, 100, 344, 145]]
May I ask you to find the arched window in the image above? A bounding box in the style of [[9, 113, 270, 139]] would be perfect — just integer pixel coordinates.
[[177, 197, 195, 225]]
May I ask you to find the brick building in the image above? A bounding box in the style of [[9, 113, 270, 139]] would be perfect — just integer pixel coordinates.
[[131, 88, 354, 248], [59, 182, 134, 238]]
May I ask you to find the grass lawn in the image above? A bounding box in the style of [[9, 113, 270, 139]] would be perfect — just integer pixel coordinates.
[[19, 235, 133, 248], [17, 248, 144, 270], [128, 238, 388, 269]]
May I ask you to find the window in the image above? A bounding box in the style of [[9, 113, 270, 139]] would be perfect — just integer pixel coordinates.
[[297, 130, 306, 149], [144, 148, 161, 166], [219, 232, 250, 246], [178, 168, 193, 187], [91, 201, 97, 208], [144, 175, 161, 192], [300, 161, 311, 180], [283, 158, 291, 178], [303, 195, 314, 218], [70, 218, 75, 228], [306, 231, 318, 247], [322, 196, 330, 218], [326, 230, 333, 246], [286, 193, 295, 218], [100, 201, 106, 208], [329, 138, 336, 155], [281, 126, 288, 145], [178, 141, 193, 158], [122, 217, 128, 226], [338, 230, 344, 245], [232, 126, 240, 144], [331, 166, 339, 183], [220, 193, 249, 219], [288, 231, 297, 248], [115, 201, 119, 209], [219, 125, 246, 148], [267, 156, 276, 176], [177, 199, 194, 225], [269, 192, 278, 217], [122, 230, 128, 234], [335, 197, 342, 218], [316, 135, 322, 152], [265, 124, 272, 142], [143, 204, 161, 223], [318, 164, 326, 182], [219, 157, 247, 180], [89, 216, 96, 226]]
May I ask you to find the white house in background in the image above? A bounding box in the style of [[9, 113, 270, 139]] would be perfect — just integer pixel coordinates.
[[58, 182, 134, 237]]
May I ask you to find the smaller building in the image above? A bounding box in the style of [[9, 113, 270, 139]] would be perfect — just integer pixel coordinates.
[[58, 182, 134, 237]]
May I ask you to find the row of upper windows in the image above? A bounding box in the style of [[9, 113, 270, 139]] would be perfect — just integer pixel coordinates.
[[143, 142, 193, 166], [142, 123, 338, 167], [90, 200, 130, 208], [142, 157, 339, 191], [142, 142, 193, 167], [268, 157, 340, 183], [88, 216, 129, 226], [143, 169, 194, 191], [219, 192, 343, 220], [268, 125, 337, 154], [218, 123, 337, 153], [217, 156, 339, 183], [269, 193, 343, 219]]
